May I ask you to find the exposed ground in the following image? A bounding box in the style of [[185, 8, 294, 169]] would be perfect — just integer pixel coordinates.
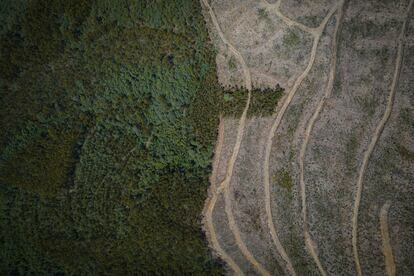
[[201, 0, 414, 275]]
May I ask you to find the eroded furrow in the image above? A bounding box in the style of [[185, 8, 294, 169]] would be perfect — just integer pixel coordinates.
[[298, 2, 345, 276], [351, 1, 413, 275]]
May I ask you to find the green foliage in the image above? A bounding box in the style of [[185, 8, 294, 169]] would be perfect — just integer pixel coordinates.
[[257, 7, 273, 28], [228, 56, 237, 70], [0, 128, 79, 198], [299, 15, 319, 28], [399, 108, 413, 128], [346, 17, 399, 41], [221, 86, 283, 117], [274, 169, 293, 192], [283, 29, 300, 48], [345, 134, 358, 170], [222, 88, 249, 117], [188, 85, 283, 147], [0, 0, 284, 274], [258, 8, 268, 19], [248, 86, 284, 116], [355, 94, 377, 117], [395, 144, 414, 161], [0, 0, 223, 274]]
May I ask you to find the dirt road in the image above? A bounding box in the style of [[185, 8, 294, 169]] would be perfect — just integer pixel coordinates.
[[351, 1, 413, 274], [201, 0, 270, 275], [298, 2, 345, 276], [262, 2, 342, 275], [380, 201, 395, 276], [203, 118, 244, 275]]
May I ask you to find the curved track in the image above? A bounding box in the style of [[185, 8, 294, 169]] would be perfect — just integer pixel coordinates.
[[262, 2, 342, 275], [201, 0, 270, 275], [351, 1, 413, 274], [298, 2, 345, 275], [204, 118, 244, 275]]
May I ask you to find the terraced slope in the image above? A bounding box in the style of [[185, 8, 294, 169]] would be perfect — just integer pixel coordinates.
[[201, 0, 414, 275]]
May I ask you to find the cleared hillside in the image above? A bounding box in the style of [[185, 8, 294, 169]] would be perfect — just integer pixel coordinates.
[[202, 0, 414, 275]]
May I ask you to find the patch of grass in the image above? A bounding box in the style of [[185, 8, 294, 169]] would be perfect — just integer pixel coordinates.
[[273, 169, 293, 192], [214, 86, 284, 118], [399, 108, 413, 128], [287, 101, 304, 136], [395, 144, 414, 161], [333, 66, 343, 96], [345, 17, 399, 42], [0, 128, 80, 198], [283, 29, 300, 48], [288, 231, 315, 275], [257, 7, 273, 29], [299, 15, 319, 28], [355, 94, 377, 117], [248, 86, 284, 116], [345, 133, 358, 170], [228, 56, 237, 70], [258, 8, 268, 19]]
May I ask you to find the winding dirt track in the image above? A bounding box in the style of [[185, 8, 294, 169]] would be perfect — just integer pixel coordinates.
[[262, 2, 342, 275], [298, 2, 345, 276], [204, 118, 244, 275], [380, 201, 395, 276], [201, 1, 271, 275], [351, 1, 413, 275], [201, 0, 251, 89], [262, 0, 316, 36]]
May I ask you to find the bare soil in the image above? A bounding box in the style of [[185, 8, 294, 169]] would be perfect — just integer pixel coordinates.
[[201, 0, 414, 275]]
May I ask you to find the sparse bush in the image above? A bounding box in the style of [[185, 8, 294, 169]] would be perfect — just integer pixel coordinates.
[[283, 29, 300, 48]]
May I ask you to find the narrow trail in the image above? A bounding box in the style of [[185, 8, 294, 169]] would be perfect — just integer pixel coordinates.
[[262, 2, 341, 275], [205, 195, 244, 275], [201, 0, 270, 275], [201, 0, 251, 88], [203, 119, 244, 275], [380, 201, 395, 276], [262, 0, 316, 36], [351, 1, 413, 275], [298, 2, 345, 276]]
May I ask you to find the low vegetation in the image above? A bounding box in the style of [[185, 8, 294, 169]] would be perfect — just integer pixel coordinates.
[[283, 29, 300, 48], [274, 169, 293, 192]]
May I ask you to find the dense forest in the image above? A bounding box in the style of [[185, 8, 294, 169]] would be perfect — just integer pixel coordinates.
[[0, 0, 283, 274]]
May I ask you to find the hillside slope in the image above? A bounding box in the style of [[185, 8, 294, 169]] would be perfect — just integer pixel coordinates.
[[202, 0, 414, 275]]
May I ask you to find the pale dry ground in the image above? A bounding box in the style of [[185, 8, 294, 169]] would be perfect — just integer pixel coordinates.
[[201, 0, 270, 274], [380, 201, 395, 276], [203, 117, 244, 275], [352, 1, 413, 275], [201, 0, 414, 275], [355, 3, 414, 274], [297, 2, 345, 276]]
